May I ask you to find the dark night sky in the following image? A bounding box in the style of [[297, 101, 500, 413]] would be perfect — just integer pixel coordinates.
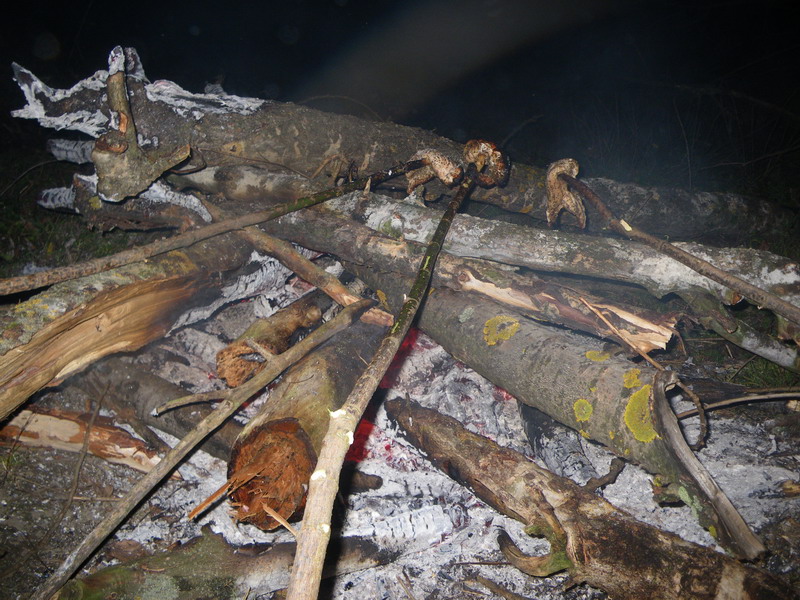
[[2, 0, 799, 194]]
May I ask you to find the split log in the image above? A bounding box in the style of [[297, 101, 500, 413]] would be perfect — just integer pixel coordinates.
[[261, 195, 680, 353], [0, 408, 165, 474], [11, 46, 789, 242], [385, 397, 796, 600], [259, 192, 800, 367], [0, 231, 255, 422]]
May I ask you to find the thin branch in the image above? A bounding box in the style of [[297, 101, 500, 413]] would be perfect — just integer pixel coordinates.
[[0, 160, 423, 297], [560, 173, 800, 327], [31, 299, 372, 600], [287, 140, 508, 600], [675, 391, 800, 419], [202, 200, 393, 327], [286, 169, 476, 599]]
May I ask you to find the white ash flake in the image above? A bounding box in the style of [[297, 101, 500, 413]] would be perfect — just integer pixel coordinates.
[[138, 180, 212, 221], [45, 139, 94, 164], [11, 64, 109, 137], [170, 250, 300, 330], [37, 187, 77, 212], [144, 79, 266, 120]]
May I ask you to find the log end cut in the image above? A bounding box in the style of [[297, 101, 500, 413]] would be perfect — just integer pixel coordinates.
[[227, 418, 316, 530]]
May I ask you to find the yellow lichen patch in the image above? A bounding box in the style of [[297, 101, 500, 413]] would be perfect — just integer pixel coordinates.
[[623, 368, 643, 389], [623, 384, 658, 443], [376, 289, 390, 311], [608, 430, 615, 440], [483, 315, 520, 346], [573, 398, 593, 422], [585, 350, 610, 362]]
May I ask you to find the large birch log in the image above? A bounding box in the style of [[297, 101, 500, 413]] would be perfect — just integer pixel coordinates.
[[385, 398, 795, 600]]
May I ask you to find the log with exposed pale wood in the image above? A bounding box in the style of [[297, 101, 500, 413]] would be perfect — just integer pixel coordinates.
[[354, 266, 765, 560], [259, 192, 799, 362], [385, 397, 796, 600], [0, 231, 254, 422], [215, 292, 324, 387], [0, 408, 168, 475]]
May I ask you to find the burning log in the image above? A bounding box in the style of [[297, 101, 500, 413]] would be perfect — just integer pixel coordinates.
[[385, 397, 796, 600]]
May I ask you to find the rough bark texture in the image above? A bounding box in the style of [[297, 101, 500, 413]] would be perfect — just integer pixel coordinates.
[[385, 398, 795, 600], [353, 267, 763, 559], [256, 193, 799, 370], [68, 357, 243, 461], [216, 293, 323, 387], [0, 232, 254, 421], [56, 528, 398, 600], [11, 47, 790, 242]]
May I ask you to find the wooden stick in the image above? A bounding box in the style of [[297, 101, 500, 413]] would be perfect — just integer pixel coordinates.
[[0, 161, 423, 297], [560, 173, 800, 327], [286, 159, 483, 600], [203, 200, 393, 327]]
